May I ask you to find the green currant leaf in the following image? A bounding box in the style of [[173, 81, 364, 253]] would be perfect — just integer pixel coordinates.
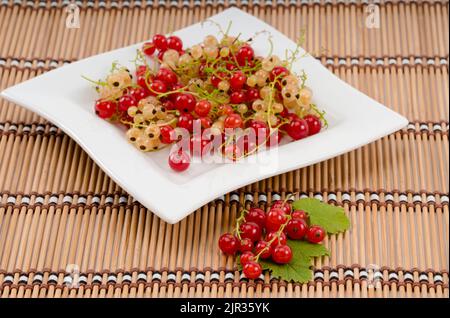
[[292, 198, 350, 234], [260, 241, 329, 283]]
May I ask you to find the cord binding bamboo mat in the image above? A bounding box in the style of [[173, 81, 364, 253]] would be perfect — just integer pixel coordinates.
[[0, 1, 448, 298]]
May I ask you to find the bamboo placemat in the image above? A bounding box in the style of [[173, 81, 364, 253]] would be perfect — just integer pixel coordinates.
[[0, 0, 448, 298]]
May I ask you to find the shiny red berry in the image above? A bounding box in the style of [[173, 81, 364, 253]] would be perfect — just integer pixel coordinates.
[[291, 210, 308, 221], [266, 231, 287, 248], [265, 208, 287, 232], [152, 34, 167, 51], [166, 35, 183, 51], [270, 66, 289, 81], [177, 113, 194, 132], [224, 113, 243, 129], [306, 225, 326, 244], [246, 88, 260, 102], [160, 125, 175, 144], [129, 87, 149, 101], [194, 100, 212, 117], [218, 233, 239, 255], [286, 118, 309, 140], [271, 200, 292, 215], [230, 90, 246, 104], [156, 67, 178, 85], [304, 114, 322, 135], [190, 135, 210, 157], [239, 222, 262, 242], [239, 238, 254, 253], [199, 117, 212, 129], [272, 245, 293, 264], [142, 42, 156, 56], [136, 65, 149, 77], [95, 100, 116, 119], [168, 150, 190, 172], [118, 95, 137, 112], [175, 93, 196, 113], [149, 80, 167, 95], [286, 218, 308, 240], [229, 71, 246, 90], [244, 207, 266, 229], [211, 72, 226, 87], [240, 251, 255, 265], [243, 261, 262, 279], [255, 241, 272, 259], [236, 45, 254, 66]]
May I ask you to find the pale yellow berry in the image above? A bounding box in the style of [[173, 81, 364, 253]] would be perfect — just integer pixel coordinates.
[[280, 74, 298, 87], [99, 85, 122, 100], [178, 53, 193, 66], [211, 121, 224, 135], [126, 127, 142, 143], [203, 46, 219, 59], [298, 87, 313, 105], [136, 135, 159, 152], [252, 99, 267, 112], [203, 35, 219, 47], [134, 114, 145, 125], [260, 86, 273, 99], [255, 70, 269, 86], [218, 80, 230, 92], [272, 102, 284, 114], [220, 47, 230, 58], [188, 78, 204, 92], [155, 105, 168, 120], [284, 99, 298, 109], [221, 36, 236, 47], [254, 111, 267, 122], [237, 104, 248, 114], [246, 75, 257, 87], [127, 106, 138, 117], [163, 49, 180, 67], [190, 45, 203, 60], [142, 104, 157, 120], [281, 85, 298, 103], [261, 57, 276, 72], [144, 124, 161, 139]]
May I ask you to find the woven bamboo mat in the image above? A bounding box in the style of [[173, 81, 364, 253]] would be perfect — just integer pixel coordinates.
[[0, 0, 448, 298]]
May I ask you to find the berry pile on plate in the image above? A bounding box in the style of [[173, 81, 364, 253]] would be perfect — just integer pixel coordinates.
[[219, 200, 326, 279], [90, 32, 326, 172]]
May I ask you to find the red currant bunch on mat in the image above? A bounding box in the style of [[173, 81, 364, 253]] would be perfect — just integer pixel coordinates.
[[87, 30, 327, 173], [217, 195, 327, 279]]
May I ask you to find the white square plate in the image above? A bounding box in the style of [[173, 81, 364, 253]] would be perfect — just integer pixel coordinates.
[[1, 8, 407, 223]]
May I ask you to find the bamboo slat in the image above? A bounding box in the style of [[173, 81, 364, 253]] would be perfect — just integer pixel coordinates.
[[0, 0, 448, 298]]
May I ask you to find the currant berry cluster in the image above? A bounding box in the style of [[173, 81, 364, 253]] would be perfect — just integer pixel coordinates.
[[218, 200, 326, 279], [89, 31, 326, 172]]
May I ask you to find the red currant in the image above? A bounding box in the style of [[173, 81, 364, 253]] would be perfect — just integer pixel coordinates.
[[286, 218, 308, 240], [190, 135, 210, 157], [95, 100, 116, 119], [286, 118, 309, 140], [175, 93, 196, 113], [168, 150, 190, 172], [211, 72, 226, 88], [244, 207, 266, 229], [270, 66, 289, 81], [291, 210, 308, 221], [129, 87, 149, 101], [166, 35, 183, 51], [239, 222, 262, 242], [142, 42, 156, 56], [218, 233, 239, 255], [223, 144, 242, 161], [272, 245, 293, 264], [279, 106, 289, 118], [229, 71, 246, 90], [218, 104, 234, 116], [240, 251, 255, 265], [194, 100, 212, 117], [136, 65, 148, 77], [304, 114, 322, 135], [271, 200, 292, 215], [230, 90, 246, 104], [223, 113, 243, 129], [246, 88, 260, 102], [177, 113, 194, 132], [160, 125, 175, 144], [236, 45, 254, 66], [149, 80, 167, 95], [306, 225, 326, 244], [265, 208, 287, 232], [238, 238, 254, 253], [152, 34, 168, 51], [118, 95, 137, 112], [156, 67, 178, 85], [255, 241, 272, 259], [162, 100, 176, 111], [243, 261, 262, 279], [266, 231, 287, 248], [199, 117, 212, 129]]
